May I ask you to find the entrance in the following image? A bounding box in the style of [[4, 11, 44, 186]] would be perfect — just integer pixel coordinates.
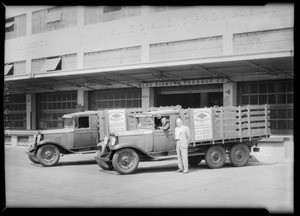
[[157, 92, 223, 108]]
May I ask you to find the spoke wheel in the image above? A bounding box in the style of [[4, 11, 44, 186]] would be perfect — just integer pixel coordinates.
[[112, 148, 139, 175], [37, 144, 60, 167], [229, 144, 250, 167], [205, 145, 226, 169]]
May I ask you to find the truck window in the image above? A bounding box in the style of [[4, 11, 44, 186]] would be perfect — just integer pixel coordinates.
[[137, 116, 153, 129], [77, 116, 89, 128]]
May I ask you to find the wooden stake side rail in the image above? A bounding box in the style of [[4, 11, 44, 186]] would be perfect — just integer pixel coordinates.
[[97, 104, 271, 145]]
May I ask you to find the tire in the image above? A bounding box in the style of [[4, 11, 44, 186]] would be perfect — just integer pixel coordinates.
[[229, 143, 250, 167], [112, 148, 139, 175], [28, 152, 39, 164], [95, 151, 113, 171], [188, 155, 204, 166], [37, 144, 60, 167], [205, 145, 226, 169]]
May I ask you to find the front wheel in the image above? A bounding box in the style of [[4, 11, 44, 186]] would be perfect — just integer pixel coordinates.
[[28, 152, 39, 164], [205, 145, 226, 169], [37, 144, 60, 167], [229, 144, 250, 167], [112, 148, 139, 175]]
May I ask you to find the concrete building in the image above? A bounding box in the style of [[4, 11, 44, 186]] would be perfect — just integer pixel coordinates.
[[4, 5, 294, 160]]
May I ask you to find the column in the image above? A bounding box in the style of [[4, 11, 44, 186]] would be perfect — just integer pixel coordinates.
[[26, 94, 36, 130], [26, 11, 32, 75], [142, 87, 155, 108], [223, 82, 237, 107], [223, 24, 233, 55], [77, 89, 89, 111]]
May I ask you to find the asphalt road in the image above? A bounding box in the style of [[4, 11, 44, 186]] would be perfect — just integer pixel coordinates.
[[4, 146, 293, 213]]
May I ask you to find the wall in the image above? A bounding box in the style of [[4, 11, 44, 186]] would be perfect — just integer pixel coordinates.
[[5, 4, 294, 71]]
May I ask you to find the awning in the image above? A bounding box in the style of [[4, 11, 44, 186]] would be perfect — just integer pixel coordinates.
[[46, 10, 62, 23], [4, 64, 13, 75], [40, 57, 61, 72], [5, 21, 14, 28]]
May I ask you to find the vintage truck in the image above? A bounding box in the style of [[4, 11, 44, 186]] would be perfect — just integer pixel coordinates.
[[95, 104, 271, 174], [27, 110, 101, 166]]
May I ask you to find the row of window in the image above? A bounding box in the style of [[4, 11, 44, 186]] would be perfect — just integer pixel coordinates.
[[5, 6, 144, 39], [6, 6, 179, 40], [4, 82, 293, 133], [5, 27, 293, 76]]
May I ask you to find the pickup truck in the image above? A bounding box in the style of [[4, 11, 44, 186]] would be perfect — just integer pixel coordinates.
[[95, 105, 271, 174], [27, 111, 101, 166]]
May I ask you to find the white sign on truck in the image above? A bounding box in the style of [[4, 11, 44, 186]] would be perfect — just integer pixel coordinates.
[[108, 109, 127, 133], [193, 108, 213, 141]]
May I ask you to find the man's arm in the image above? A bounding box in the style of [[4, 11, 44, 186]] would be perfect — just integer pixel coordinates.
[[161, 122, 170, 131]]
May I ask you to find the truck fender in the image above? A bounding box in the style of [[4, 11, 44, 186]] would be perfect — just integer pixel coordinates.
[[36, 140, 75, 155], [111, 143, 155, 160]]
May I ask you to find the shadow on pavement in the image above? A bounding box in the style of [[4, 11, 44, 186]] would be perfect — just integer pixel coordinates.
[[56, 159, 97, 166]]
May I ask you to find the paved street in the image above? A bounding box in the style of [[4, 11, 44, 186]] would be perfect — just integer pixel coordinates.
[[4, 146, 293, 213]]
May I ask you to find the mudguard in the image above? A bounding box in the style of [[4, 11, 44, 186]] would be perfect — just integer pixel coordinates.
[[33, 140, 76, 155], [111, 143, 156, 160]]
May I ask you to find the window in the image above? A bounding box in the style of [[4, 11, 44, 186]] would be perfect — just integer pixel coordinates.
[[238, 80, 293, 134], [4, 61, 26, 76], [5, 14, 26, 40], [233, 28, 293, 54], [77, 117, 89, 128], [4, 94, 26, 129], [84, 46, 141, 68], [89, 88, 141, 110], [32, 54, 77, 73], [150, 36, 223, 61], [37, 91, 77, 129], [103, 6, 121, 13], [85, 6, 141, 25], [32, 6, 77, 34]]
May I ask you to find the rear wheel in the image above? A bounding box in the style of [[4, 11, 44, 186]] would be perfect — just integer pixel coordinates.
[[95, 151, 113, 170], [229, 143, 250, 167], [112, 148, 139, 175], [188, 155, 204, 166], [37, 144, 60, 167], [28, 152, 39, 164], [205, 145, 226, 169]]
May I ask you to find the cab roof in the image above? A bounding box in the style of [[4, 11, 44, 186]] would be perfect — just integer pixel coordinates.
[[135, 109, 180, 117], [62, 110, 99, 118]]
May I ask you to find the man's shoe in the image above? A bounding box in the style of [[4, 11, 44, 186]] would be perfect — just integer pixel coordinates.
[[176, 169, 183, 173], [183, 171, 189, 174]]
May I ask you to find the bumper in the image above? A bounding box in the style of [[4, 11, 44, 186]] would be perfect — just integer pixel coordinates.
[[94, 154, 111, 162]]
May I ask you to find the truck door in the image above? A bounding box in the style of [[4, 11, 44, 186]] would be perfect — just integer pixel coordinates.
[[74, 116, 98, 148], [153, 116, 175, 152]]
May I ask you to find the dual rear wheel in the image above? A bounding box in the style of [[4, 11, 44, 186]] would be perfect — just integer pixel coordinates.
[[204, 143, 250, 169]]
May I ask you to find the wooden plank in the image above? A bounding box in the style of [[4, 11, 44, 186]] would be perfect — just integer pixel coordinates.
[[264, 104, 268, 135], [251, 122, 271, 128], [238, 106, 242, 141], [249, 110, 268, 115], [250, 116, 270, 121], [247, 105, 251, 139], [220, 106, 224, 143]]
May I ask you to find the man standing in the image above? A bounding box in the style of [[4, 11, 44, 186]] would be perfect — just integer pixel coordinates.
[[175, 118, 191, 174]]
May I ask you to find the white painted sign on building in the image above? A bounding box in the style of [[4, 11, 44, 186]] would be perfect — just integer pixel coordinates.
[[193, 108, 213, 141], [108, 109, 127, 133]]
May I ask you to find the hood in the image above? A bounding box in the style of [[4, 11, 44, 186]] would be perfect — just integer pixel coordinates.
[[39, 128, 74, 135], [114, 129, 153, 137]]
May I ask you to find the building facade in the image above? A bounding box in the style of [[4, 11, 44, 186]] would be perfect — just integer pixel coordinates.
[[4, 5, 294, 136]]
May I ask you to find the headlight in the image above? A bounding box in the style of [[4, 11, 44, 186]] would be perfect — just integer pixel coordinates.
[[110, 135, 117, 146], [37, 134, 42, 142]]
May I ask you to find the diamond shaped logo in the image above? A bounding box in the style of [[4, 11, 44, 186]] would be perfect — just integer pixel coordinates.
[[111, 113, 121, 119], [197, 113, 207, 119]]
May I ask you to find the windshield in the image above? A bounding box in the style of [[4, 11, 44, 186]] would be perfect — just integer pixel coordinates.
[[137, 116, 154, 129], [64, 118, 74, 128]]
